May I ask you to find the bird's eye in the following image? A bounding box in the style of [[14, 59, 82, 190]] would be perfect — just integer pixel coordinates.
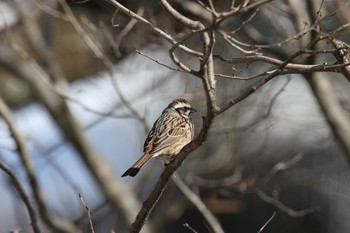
[[176, 107, 186, 114]]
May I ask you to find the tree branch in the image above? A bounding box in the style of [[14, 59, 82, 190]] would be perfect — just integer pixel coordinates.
[[0, 45, 150, 233], [105, 0, 203, 57], [0, 97, 79, 233], [171, 173, 224, 233], [306, 0, 350, 164], [257, 190, 314, 217], [0, 160, 41, 233], [128, 3, 218, 230]]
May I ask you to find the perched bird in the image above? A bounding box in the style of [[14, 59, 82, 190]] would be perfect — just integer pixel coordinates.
[[122, 98, 196, 177]]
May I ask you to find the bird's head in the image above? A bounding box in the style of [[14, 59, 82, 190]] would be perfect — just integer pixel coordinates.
[[168, 98, 196, 119]]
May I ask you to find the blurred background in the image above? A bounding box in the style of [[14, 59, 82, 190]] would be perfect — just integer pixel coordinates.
[[0, 0, 350, 232]]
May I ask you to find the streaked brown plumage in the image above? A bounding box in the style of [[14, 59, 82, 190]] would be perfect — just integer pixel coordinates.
[[122, 98, 196, 177]]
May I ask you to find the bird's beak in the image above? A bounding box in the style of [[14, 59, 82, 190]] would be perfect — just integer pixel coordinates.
[[190, 107, 197, 113]]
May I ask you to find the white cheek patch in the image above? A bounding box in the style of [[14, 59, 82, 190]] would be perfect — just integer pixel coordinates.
[[173, 102, 190, 109]]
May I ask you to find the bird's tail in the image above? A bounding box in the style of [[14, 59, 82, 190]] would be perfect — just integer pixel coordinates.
[[121, 152, 151, 177]]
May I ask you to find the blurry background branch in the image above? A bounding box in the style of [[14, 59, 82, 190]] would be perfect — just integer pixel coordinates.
[[0, 97, 79, 233], [306, 0, 350, 163], [0, 3, 151, 233], [0, 159, 40, 233], [171, 173, 224, 233]]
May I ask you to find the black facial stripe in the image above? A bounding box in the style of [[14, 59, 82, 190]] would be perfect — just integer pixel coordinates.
[[175, 107, 185, 115]]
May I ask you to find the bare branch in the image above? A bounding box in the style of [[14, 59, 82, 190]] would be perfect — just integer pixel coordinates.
[[34, 0, 147, 130], [172, 173, 224, 233], [255, 152, 313, 217], [330, 38, 350, 82], [228, 8, 259, 34], [307, 72, 350, 163], [113, 7, 144, 57], [216, 35, 328, 114], [218, 30, 260, 54], [257, 190, 314, 217], [135, 49, 190, 73], [0, 160, 41, 233], [183, 223, 198, 233], [159, 0, 208, 74], [259, 152, 304, 187], [159, 0, 204, 29], [188, 166, 243, 189], [306, 1, 350, 164], [214, 53, 350, 72], [79, 193, 95, 233], [168, 30, 202, 73], [105, 0, 203, 57], [257, 211, 276, 233], [0, 44, 150, 233], [0, 97, 79, 233]]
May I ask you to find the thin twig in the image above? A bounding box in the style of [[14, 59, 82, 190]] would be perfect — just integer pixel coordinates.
[[172, 173, 224, 233], [105, 0, 203, 57], [135, 49, 189, 73], [306, 0, 350, 164], [216, 35, 328, 115], [257, 211, 276, 233], [0, 160, 41, 233], [188, 165, 243, 189], [214, 53, 350, 72], [183, 223, 198, 233], [257, 190, 314, 217], [169, 29, 203, 74], [114, 7, 144, 57], [330, 38, 350, 82], [219, 30, 259, 54], [79, 193, 95, 233], [0, 31, 148, 233], [0, 97, 79, 233], [159, 0, 206, 74], [259, 152, 304, 187], [159, 0, 203, 29], [228, 8, 259, 34], [58, 0, 148, 128], [255, 152, 313, 217]]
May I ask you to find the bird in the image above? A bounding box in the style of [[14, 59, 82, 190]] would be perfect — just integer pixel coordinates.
[[122, 98, 196, 177]]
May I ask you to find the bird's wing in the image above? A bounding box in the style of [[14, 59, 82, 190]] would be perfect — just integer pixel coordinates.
[[143, 117, 159, 153], [149, 114, 189, 155]]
